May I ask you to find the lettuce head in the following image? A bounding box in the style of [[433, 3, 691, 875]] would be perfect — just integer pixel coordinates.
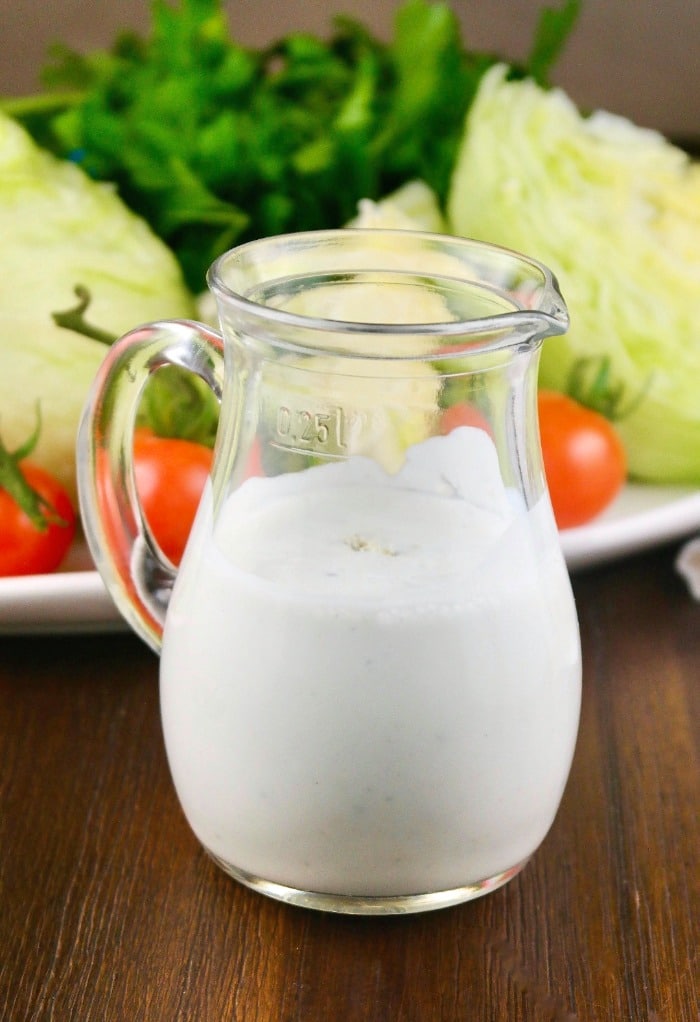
[[448, 65, 700, 484], [347, 179, 446, 232], [0, 112, 196, 502]]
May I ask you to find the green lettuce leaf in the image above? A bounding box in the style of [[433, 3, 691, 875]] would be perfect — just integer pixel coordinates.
[[448, 66, 700, 484]]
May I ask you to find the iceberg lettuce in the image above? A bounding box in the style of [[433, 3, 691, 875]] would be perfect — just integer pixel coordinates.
[[0, 112, 196, 501], [347, 179, 446, 232], [447, 66, 700, 484]]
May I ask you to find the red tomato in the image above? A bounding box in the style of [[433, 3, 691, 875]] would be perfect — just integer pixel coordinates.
[[439, 402, 492, 436], [538, 391, 627, 529], [133, 429, 213, 566], [243, 435, 264, 480], [0, 463, 76, 577]]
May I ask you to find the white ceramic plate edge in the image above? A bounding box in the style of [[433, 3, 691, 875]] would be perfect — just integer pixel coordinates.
[[560, 484, 700, 571], [0, 569, 125, 635]]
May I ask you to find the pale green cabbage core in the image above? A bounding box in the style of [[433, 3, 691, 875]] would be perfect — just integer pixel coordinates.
[[447, 65, 700, 484], [347, 179, 446, 232], [0, 113, 195, 501]]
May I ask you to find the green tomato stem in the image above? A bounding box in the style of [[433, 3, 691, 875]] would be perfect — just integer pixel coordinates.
[[52, 285, 117, 345], [0, 413, 65, 530]]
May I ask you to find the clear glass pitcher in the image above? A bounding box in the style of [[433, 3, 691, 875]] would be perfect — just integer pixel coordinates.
[[77, 229, 581, 915]]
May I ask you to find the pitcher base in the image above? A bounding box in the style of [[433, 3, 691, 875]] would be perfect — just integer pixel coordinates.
[[205, 851, 529, 915]]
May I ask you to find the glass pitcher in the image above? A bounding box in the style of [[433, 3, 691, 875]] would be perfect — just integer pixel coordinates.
[[77, 229, 581, 915]]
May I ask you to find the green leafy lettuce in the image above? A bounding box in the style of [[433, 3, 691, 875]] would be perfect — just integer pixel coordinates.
[[4, 0, 579, 292], [448, 66, 700, 484]]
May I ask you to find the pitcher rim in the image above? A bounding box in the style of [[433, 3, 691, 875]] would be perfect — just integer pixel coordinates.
[[206, 228, 569, 359]]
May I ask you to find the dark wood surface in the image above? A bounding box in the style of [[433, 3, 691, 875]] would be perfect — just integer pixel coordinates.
[[1, 543, 698, 1021]]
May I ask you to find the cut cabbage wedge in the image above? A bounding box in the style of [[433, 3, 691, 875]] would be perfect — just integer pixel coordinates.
[[0, 113, 195, 502], [448, 65, 700, 485]]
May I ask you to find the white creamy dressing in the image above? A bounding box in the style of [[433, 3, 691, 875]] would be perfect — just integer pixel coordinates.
[[160, 428, 581, 897]]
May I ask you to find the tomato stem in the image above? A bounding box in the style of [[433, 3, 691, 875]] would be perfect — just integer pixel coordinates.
[[52, 285, 117, 345], [0, 411, 69, 530], [567, 355, 651, 422]]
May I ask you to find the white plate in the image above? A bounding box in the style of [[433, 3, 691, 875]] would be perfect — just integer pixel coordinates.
[[1, 484, 699, 635], [0, 541, 126, 636], [559, 483, 700, 571]]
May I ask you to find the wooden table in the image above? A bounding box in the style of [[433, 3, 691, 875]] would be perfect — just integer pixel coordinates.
[[1, 542, 698, 1021]]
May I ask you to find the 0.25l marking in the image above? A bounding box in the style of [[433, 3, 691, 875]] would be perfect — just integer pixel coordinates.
[[275, 405, 347, 453]]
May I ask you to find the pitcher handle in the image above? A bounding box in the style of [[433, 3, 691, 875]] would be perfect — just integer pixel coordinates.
[[76, 320, 225, 653]]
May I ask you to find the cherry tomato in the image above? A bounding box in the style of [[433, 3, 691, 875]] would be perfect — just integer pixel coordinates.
[[133, 429, 213, 566], [0, 463, 76, 577], [439, 402, 492, 435], [538, 390, 627, 529]]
